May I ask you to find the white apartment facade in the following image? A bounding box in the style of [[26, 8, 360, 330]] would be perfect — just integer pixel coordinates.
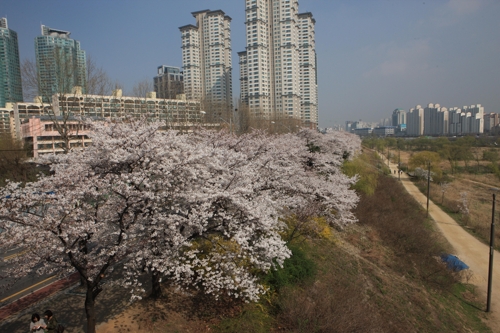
[[448, 104, 484, 135], [179, 10, 233, 115], [407, 105, 424, 136], [239, 0, 317, 127], [406, 103, 484, 136], [0, 89, 202, 140], [423, 103, 448, 136], [298, 12, 318, 126]]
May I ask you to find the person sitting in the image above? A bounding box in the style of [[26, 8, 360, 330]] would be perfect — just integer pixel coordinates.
[[40, 310, 59, 332], [30, 313, 46, 332]]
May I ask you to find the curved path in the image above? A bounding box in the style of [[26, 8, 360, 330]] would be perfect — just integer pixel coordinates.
[[384, 157, 500, 331]]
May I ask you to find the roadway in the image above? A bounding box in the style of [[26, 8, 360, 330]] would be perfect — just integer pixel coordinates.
[[0, 247, 57, 307]]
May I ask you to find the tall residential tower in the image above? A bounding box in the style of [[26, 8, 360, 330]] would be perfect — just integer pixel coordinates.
[[35, 25, 87, 101], [238, 0, 318, 127], [0, 18, 23, 107], [179, 10, 233, 119]]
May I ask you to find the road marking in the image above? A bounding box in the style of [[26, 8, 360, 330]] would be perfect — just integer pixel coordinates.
[[0, 275, 56, 303], [2, 249, 28, 261]]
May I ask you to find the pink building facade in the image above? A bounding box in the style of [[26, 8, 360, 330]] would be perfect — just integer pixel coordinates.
[[20, 117, 91, 158]]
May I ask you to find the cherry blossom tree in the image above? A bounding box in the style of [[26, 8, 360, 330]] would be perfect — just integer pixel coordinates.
[[125, 128, 361, 300], [0, 120, 362, 332], [0, 120, 172, 333]]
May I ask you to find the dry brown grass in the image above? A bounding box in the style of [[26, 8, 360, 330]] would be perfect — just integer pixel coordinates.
[[393, 146, 500, 249], [423, 176, 500, 250], [273, 175, 488, 333]]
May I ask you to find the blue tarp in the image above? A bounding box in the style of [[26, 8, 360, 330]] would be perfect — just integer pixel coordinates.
[[441, 254, 469, 271]]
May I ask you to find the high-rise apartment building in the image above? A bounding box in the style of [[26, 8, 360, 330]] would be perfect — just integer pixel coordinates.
[[407, 105, 424, 136], [238, 0, 318, 127], [298, 12, 318, 126], [423, 103, 448, 136], [484, 113, 499, 132], [448, 104, 484, 135], [35, 25, 87, 102], [392, 108, 406, 127], [179, 10, 233, 116], [0, 18, 23, 107], [154, 66, 184, 100]]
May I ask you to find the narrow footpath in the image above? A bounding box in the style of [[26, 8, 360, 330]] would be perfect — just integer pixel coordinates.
[[384, 157, 500, 331]]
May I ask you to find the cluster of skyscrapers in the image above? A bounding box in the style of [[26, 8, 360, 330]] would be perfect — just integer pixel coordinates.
[[0, 0, 318, 135], [1, 19, 87, 108], [178, 1, 318, 127], [406, 104, 485, 136], [347, 103, 495, 137]]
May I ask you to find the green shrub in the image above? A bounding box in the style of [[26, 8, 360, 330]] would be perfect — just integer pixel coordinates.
[[342, 153, 379, 195], [263, 245, 316, 292]]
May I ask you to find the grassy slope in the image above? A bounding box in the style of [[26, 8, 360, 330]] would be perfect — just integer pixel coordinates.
[[216, 155, 490, 333]]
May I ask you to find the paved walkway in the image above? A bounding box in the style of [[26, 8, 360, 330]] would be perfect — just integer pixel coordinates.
[[384, 157, 500, 331]]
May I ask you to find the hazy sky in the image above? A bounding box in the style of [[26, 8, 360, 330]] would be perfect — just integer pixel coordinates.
[[3, 0, 499, 127]]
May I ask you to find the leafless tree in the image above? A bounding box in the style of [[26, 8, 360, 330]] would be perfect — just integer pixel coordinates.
[[20, 58, 38, 102], [132, 78, 153, 98], [85, 54, 113, 95], [235, 101, 303, 134]]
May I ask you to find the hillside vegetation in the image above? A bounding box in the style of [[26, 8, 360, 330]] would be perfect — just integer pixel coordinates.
[[97, 151, 491, 333]]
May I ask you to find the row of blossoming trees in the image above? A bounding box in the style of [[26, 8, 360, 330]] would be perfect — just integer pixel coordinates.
[[0, 120, 361, 333]]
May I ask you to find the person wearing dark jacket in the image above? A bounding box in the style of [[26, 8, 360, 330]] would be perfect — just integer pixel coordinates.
[[41, 310, 58, 332]]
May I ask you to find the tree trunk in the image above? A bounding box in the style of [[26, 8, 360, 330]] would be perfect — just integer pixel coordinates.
[[80, 273, 87, 287], [151, 270, 162, 299], [85, 284, 97, 333]]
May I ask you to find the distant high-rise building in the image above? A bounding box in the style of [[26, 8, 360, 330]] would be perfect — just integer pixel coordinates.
[[345, 121, 354, 132], [423, 103, 448, 136], [0, 18, 23, 107], [484, 113, 499, 132], [392, 108, 406, 127], [407, 105, 424, 136], [154, 66, 184, 100], [179, 10, 233, 117], [238, 0, 318, 127], [35, 25, 87, 101], [407, 103, 484, 136]]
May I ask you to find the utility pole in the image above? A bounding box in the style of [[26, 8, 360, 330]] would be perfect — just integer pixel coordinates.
[[487, 192, 496, 312], [398, 140, 401, 181], [426, 162, 431, 217]]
